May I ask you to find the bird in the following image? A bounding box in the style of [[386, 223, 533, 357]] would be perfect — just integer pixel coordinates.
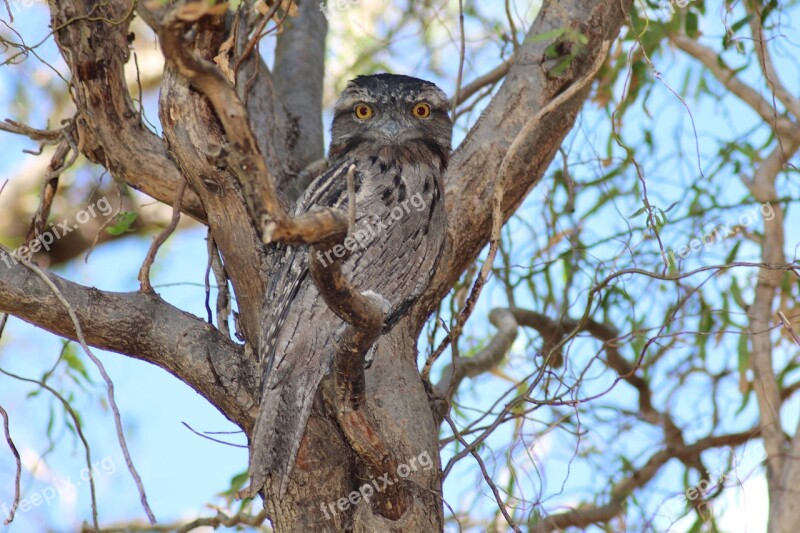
[[247, 73, 452, 499]]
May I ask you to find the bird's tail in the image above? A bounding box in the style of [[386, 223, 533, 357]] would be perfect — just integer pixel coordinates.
[[247, 341, 333, 499]]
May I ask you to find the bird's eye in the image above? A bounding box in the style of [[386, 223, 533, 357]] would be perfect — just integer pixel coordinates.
[[354, 104, 374, 120], [412, 103, 431, 119]]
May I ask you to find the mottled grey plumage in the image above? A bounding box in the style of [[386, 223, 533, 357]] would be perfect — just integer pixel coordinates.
[[249, 74, 451, 497]]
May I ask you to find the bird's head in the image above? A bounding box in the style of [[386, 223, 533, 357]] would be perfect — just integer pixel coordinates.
[[328, 73, 452, 165]]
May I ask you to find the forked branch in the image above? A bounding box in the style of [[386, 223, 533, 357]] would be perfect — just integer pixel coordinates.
[[155, 3, 344, 246]]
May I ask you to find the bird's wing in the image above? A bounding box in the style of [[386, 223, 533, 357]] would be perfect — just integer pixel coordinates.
[[249, 159, 357, 498], [259, 159, 356, 381]]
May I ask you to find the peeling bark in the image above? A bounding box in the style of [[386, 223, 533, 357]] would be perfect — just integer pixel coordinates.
[[47, 0, 206, 221]]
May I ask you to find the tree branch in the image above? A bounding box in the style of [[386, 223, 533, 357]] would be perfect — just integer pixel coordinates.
[[273, 0, 327, 178], [233, 10, 296, 198], [745, 141, 800, 529], [0, 404, 21, 526], [669, 33, 800, 143], [13, 252, 156, 523], [0, 259, 257, 430], [155, 3, 349, 250], [138, 178, 186, 293], [449, 58, 512, 108], [156, 3, 288, 238], [47, 0, 206, 221], [745, 2, 800, 121], [531, 429, 760, 532], [432, 308, 518, 423], [414, 0, 630, 328]]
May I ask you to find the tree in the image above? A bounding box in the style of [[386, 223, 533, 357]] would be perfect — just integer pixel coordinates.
[[1, 0, 798, 531]]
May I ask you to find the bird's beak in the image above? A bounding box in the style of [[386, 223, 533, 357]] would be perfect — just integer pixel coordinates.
[[382, 120, 403, 140]]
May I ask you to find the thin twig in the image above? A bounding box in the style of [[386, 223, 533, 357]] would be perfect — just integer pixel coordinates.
[[80, 509, 268, 533], [207, 235, 232, 339], [449, 59, 512, 108], [778, 311, 800, 347], [421, 160, 503, 381], [424, 41, 611, 382], [175, 509, 267, 533], [85, 178, 122, 263], [0, 366, 99, 529], [504, 0, 518, 51], [204, 230, 214, 324], [180, 422, 247, 448], [25, 137, 76, 244], [443, 414, 522, 532], [232, 0, 280, 79], [0, 119, 65, 142], [139, 178, 186, 293], [0, 404, 21, 525], [450, 0, 466, 121]]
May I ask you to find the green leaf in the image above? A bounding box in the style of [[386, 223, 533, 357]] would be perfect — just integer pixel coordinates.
[[737, 333, 749, 377], [721, 293, 730, 325], [777, 360, 800, 388], [654, 207, 667, 228], [730, 278, 748, 310], [106, 211, 138, 236], [697, 308, 712, 360], [730, 14, 754, 34], [550, 56, 572, 76], [63, 345, 93, 385], [685, 11, 699, 37], [629, 206, 647, 218], [724, 240, 742, 264], [760, 0, 778, 23], [221, 470, 250, 497], [735, 385, 753, 414], [526, 28, 566, 44], [781, 271, 793, 294], [687, 517, 704, 533]]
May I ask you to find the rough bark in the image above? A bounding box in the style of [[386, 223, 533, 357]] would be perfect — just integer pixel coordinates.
[[47, 0, 206, 221], [273, 0, 327, 194], [157, 11, 271, 346]]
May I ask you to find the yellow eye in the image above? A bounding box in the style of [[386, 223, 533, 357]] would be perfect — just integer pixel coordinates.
[[412, 103, 431, 119], [354, 104, 374, 120]]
